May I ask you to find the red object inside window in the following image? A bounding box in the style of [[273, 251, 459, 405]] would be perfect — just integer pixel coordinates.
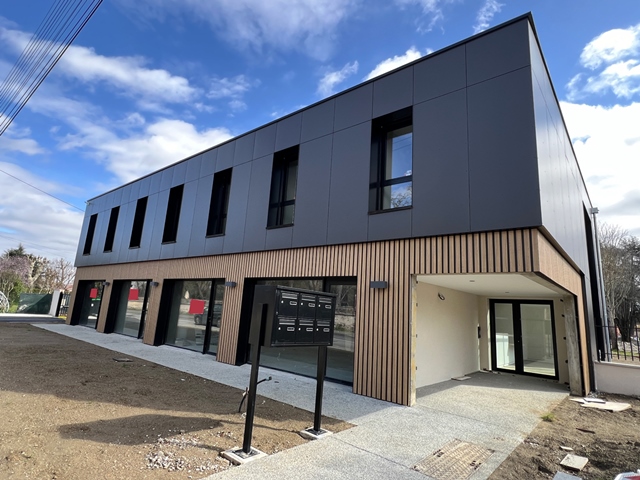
[[128, 288, 139, 301], [89, 288, 98, 299], [188, 299, 205, 315]]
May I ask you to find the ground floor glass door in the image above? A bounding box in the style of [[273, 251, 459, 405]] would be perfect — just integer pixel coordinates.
[[113, 280, 149, 338], [491, 300, 557, 378], [77, 280, 103, 328]]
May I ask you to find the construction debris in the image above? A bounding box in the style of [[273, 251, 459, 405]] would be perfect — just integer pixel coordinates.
[[560, 454, 589, 472]]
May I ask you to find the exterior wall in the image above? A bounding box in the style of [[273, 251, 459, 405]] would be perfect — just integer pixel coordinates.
[[594, 363, 640, 397], [415, 282, 480, 387], [75, 17, 542, 270]]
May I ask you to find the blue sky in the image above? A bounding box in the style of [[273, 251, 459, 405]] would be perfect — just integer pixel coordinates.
[[0, 0, 638, 261]]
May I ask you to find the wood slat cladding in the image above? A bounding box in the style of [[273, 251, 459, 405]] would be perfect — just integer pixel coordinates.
[[69, 227, 587, 405]]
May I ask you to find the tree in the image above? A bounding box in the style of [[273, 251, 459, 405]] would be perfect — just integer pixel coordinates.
[[40, 258, 76, 293], [0, 255, 30, 305]]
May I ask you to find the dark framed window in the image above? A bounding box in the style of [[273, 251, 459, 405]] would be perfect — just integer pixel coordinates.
[[103, 206, 120, 252], [129, 196, 148, 249], [162, 184, 184, 244], [268, 145, 299, 228], [206, 168, 232, 236], [369, 106, 413, 212], [83, 213, 98, 255]]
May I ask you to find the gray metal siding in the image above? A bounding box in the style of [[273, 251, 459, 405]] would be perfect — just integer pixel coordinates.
[[334, 83, 373, 132], [217, 142, 235, 172], [253, 124, 276, 159], [372, 66, 413, 118], [301, 99, 335, 143], [242, 155, 272, 252], [234, 132, 255, 166], [368, 208, 411, 241], [200, 149, 218, 177], [174, 180, 197, 258], [188, 175, 213, 257], [223, 162, 251, 254], [414, 45, 466, 104], [275, 113, 302, 151]]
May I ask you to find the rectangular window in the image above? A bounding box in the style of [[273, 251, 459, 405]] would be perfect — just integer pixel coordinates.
[[268, 145, 299, 228], [83, 213, 98, 255], [369, 107, 413, 212], [206, 168, 232, 236], [162, 184, 184, 243], [129, 196, 148, 249], [103, 206, 120, 252]]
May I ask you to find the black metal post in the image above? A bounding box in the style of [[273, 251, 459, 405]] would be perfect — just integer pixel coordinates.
[[242, 303, 267, 455], [313, 345, 328, 433]]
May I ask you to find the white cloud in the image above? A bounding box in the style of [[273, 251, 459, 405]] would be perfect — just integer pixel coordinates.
[[317, 61, 359, 97], [567, 23, 640, 101], [0, 161, 84, 261], [365, 47, 422, 80], [207, 75, 257, 112], [560, 101, 640, 235], [473, 0, 503, 34], [394, 0, 456, 32], [0, 25, 199, 109], [116, 0, 359, 60], [0, 121, 46, 155]]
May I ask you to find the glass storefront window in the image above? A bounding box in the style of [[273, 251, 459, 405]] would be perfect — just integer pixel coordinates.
[[113, 280, 148, 338], [78, 281, 103, 328]]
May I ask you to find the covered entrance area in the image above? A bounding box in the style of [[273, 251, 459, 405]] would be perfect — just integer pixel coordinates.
[[414, 272, 579, 394]]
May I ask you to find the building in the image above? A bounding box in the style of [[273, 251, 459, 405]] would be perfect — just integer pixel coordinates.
[[67, 13, 605, 406]]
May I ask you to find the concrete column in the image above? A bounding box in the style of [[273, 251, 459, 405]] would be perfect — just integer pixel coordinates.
[[563, 295, 583, 396]]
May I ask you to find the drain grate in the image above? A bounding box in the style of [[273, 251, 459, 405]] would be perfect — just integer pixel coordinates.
[[413, 439, 494, 480]]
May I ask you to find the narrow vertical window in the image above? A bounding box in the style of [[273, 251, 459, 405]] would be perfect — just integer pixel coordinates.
[[162, 184, 184, 243], [129, 196, 148, 248], [83, 214, 98, 255], [370, 107, 413, 212], [206, 168, 232, 236], [268, 145, 299, 227], [103, 206, 120, 252]]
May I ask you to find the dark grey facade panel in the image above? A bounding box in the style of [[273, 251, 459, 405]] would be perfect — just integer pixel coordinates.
[[414, 45, 466, 104], [200, 149, 218, 177], [467, 67, 541, 232], [265, 225, 293, 250], [113, 202, 133, 264], [292, 136, 333, 248], [174, 179, 198, 258], [149, 172, 162, 195], [217, 141, 235, 172], [109, 188, 123, 209], [146, 192, 165, 260], [159, 239, 176, 259], [138, 176, 151, 199], [301, 99, 335, 143], [275, 113, 302, 151], [368, 208, 412, 242], [185, 154, 202, 183], [466, 18, 530, 86], [203, 234, 224, 256], [223, 162, 251, 254], [242, 155, 272, 252], [234, 132, 255, 166], [126, 181, 140, 205], [253, 123, 276, 159], [327, 122, 370, 244], [412, 89, 470, 237], [372, 66, 413, 118], [187, 175, 213, 258], [160, 168, 173, 192], [171, 161, 187, 187], [334, 83, 373, 132]]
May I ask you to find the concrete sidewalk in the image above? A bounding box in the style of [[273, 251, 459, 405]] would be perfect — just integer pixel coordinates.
[[0, 313, 64, 323], [36, 323, 568, 480]]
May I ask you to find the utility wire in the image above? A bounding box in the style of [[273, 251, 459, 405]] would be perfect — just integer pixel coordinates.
[[0, 168, 84, 211], [0, 0, 103, 136]]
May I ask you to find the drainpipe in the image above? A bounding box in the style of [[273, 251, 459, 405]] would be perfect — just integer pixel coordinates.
[[590, 207, 610, 367]]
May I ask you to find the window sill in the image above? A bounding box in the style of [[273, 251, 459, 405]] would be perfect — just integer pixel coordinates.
[[161, 241, 177, 245], [129, 246, 141, 250], [205, 233, 225, 238], [368, 206, 412, 215], [266, 223, 294, 230]]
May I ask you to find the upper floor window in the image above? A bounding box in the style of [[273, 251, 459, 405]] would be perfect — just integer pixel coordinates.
[[103, 206, 120, 252], [206, 168, 232, 236], [268, 145, 298, 228], [83, 213, 98, 255], [129, 196, 148, 249], [162, 184, 184, 243], [369, 107, 413, 212]]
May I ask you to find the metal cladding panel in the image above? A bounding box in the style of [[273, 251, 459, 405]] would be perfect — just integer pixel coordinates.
[[160, 168, 173, 191], [253, 124, 276, 159], [126, 182, 139, 204], [113, 202, 132, 264], [171, 162, 187, 187], [368, 208, 412, 241], [301, 99, 335, 143], [242, 155, 272, 252], [217, 141, 235, 172], [200, 149, 218, 177], [146, 192, 166, 260], [110, 188, 123, 209], [275, 113, 302, 151], [159, 240, 175, 259], [138, 176, 151, 198], [234, 132, 255, 166], [334, 83, 373, 132], [414, 45, 466, 104], [467, 67, 541, 232], [188, 175, 213, 257], [185, 155, 202, 183], [222, 162, 251, 254], [372, 66, 413, 118], [466, 19, 530, 86], [412, 89, 470, 237], [266, 225, 293, 250], [292, 135, 332, 248], [149, 172, 162, 195], [204, 234, 224, 256], [327, 122, 370, 244], [174, 179, 197, 258]]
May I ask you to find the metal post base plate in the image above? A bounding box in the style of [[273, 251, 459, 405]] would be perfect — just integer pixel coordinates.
[[221, 447, 267, 465], [299, 427, 333, 440]]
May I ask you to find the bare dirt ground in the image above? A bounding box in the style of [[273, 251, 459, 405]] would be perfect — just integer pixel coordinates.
[[0, 324, 351, 480], [490, 392, 640, 479]]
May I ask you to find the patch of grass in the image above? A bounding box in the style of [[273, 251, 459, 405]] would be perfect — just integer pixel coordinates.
[[541, 412, 555, 422]]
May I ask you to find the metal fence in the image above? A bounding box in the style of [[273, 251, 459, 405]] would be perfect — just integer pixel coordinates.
[[57, 293, 71, 317], [597, 323, 640, 364]]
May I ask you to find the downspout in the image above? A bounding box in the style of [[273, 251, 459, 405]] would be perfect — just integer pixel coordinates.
[[590, 207, 610, 372]]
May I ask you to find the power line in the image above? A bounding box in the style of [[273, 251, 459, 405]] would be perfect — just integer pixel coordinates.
[[0, 232, 76, 257], [0, 0, 104, 136], [0, 168, 84, 211]]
